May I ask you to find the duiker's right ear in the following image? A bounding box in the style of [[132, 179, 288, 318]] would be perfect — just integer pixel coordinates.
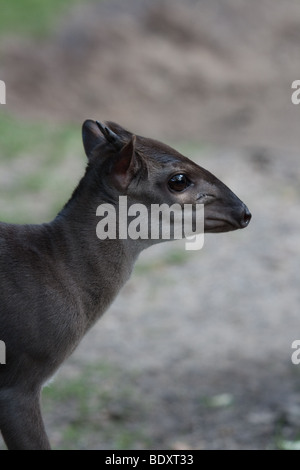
[[82, 120, 124, 159], [110, 135, 138, 191]]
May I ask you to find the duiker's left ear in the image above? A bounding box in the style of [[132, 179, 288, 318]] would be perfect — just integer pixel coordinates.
[[82, 120, 124, 159], [82, 120, 104, 158], [111, 135, 138, 191]]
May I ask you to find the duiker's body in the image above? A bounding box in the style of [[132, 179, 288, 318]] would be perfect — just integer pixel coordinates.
[[0, 121, 251, 449]]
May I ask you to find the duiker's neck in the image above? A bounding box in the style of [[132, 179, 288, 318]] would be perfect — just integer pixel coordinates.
[[50, 166, 143, 327], [57, 162, 150, 254]]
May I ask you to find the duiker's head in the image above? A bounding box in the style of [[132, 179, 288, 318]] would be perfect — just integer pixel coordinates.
[[82, 120, 251, 234]]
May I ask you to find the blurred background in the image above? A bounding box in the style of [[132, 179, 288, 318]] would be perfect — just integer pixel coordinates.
[[0, 0, 300, 450]]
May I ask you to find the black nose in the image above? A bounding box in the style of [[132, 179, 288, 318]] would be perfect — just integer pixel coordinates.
[[240, 205, 252, 228]]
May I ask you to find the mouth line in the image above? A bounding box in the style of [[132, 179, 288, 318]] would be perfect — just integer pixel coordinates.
[[205, 217, 237, 229]]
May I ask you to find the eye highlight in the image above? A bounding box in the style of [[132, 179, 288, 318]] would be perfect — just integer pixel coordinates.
[[168, 174, 191, 192]]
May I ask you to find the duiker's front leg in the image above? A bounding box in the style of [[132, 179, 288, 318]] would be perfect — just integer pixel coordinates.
[[0, 387, 50, 450]]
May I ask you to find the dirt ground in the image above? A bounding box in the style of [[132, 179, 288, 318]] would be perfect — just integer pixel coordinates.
[[1, 0, 300, 450]]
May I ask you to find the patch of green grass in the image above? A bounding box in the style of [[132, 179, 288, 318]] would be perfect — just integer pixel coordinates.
[[0, 0, 84, 38], [164, 248, 191, 266], [0, 112, 83, 223], [135, 248, 192, 276], [44, 363, 116, 403], [115, 430, 149, 450], [0, 112, 53, 160], [277, 439, 300, 451], [0, 112, 79, 161], [201, 393, 234, 409], [272, 413, 300, 450], [43, 362, 149, 450]]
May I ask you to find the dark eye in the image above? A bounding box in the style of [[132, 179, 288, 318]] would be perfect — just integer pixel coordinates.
[[168, 174, 191, 192]]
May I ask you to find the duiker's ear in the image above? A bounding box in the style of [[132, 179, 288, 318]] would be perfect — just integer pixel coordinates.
[[82, 120, 104, 158], [111, 135, 138, 190], [82, 120, 124, 159]]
